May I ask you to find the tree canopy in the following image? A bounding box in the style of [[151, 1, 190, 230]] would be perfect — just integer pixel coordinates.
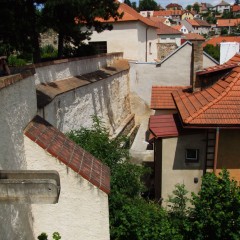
[[138, 0, 159, 11], [0, 0, 122, 63]]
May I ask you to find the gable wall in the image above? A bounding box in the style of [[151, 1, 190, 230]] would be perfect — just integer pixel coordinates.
[[24, 136, 110, 240]]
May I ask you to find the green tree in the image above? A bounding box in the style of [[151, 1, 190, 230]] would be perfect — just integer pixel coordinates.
[[193, 3, 200, 13], [138, 0, 159, 11], [186, 5, 192, 11], [124, 0, 132, 7], [67, 117, 181, 240], [191, 170, 240, 240], [0, 0, 122, 62], [204, 44, 220, 61]]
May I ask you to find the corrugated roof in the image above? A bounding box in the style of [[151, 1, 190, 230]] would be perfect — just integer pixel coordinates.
[[151, 86, 191, 109], [25, 116, 110, 194], [173, 66, 240, 126]]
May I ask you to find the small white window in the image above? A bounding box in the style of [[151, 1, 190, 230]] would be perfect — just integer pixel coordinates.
[[185, 149, 199, 163]]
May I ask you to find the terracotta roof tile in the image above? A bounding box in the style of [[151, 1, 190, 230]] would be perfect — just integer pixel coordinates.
[[183, 33, 205, 41], [173, 66, 240, 126], [202, 36, 240, 47], [149, 114, 180, 137], [98, 3, 156, 28], [232, 5, 240, 12], [217, 18, 240, 27], [24, 116, 110, 194], [151, 86, 191, 109], [153, 10, 183, 17], [155, 22, 182, 35]]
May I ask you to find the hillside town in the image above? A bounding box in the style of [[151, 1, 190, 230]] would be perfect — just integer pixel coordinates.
[[1, 0, 240, 239]]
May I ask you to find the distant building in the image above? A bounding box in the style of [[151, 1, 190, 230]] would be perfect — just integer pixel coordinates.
[[166, 3, 183, 10]]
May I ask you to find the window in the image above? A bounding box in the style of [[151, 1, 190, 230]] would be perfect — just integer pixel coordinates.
[[89, 41, 107, 54], [149, 42, 152, 54], [185, 149, 199, 163]]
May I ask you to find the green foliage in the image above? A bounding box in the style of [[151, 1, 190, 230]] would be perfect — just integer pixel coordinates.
[[191, 170, 240, 240], [204, 44, 220, 61], [37, 232, 61, 240], [40, 44, 58, 59], [186, 5, 192, 11], [138, 0, 159, 11], [221, 28, 228, 35], [193, 3, 200, 13], [7, 55, 26, 67]]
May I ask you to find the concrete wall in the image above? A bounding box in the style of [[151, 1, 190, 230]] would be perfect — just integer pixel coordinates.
[[24, 137, 110, 240], [217, 129, 240, 182], [34, 53, 122, 85], [160, 133, 206, 201], [0, 75, 37, 239], [38, 70, 131, 135]]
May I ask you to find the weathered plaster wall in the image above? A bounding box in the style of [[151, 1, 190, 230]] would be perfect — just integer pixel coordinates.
[[161, 133, 206, 201], [129, 43, 192, 111], [24, 137, 110, 240], [0, 75, 37, 239], [34, 53, 122, 85], [38, 71, 131, 135], [203, 54, 218, 69]]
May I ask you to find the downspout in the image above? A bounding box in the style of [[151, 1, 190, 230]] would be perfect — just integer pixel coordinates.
[[213, 127, 220, 174], [145, 26, 149, 62]]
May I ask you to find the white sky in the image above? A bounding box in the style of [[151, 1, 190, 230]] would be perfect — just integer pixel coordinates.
[[130, 0, 235, 8]]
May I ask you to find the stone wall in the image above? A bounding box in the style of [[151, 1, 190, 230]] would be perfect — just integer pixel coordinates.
[[157, 43, 178, 60]]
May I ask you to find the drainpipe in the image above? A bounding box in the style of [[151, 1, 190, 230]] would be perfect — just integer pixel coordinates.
[[213, 127, 220, 174], [145, 26, 149, 62]]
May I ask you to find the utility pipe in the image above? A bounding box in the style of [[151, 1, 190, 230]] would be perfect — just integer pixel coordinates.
[[213, 127, 220, 174]]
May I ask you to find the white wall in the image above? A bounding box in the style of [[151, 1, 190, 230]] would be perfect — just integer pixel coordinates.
[[220, 42, 240, 64], [159, 35, 182, 46], [0, 75, 37, 239], [38, 71, 131, 135], [89, 22, 158, 62], [24, 137, 110, 240], [129, 43, 192, 109], [89, 22, 139, 60], [34, 53, 122, 85]]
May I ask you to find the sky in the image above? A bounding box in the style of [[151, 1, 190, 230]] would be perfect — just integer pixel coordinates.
[[126, 0, 235, 8]]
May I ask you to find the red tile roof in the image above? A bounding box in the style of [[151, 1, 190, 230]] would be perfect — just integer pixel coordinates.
[[98, 3, 156, 28], [149, 114, 180, 137], [183, 33, 205, 41], [166, 3, 182, 9], [25, 116, 110, 194], [153, 10, 183, 17], [217, 18, 240, 27], [186, 19, 211, 27], [173, 66, 240, 126], [155, 22, 182, 35], [172, 25, 183, 31], [202, 36, 240, 47], [151, 86, 191, 109], [232, 5, 240, 12], [197, 53, 240, 75]]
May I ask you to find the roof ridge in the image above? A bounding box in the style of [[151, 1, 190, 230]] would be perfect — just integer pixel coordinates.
[[185, 72, 240, 123]]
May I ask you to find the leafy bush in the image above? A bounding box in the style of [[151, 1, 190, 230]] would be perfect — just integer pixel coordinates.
[[38, 232, 61, 240], [7, 55, 26, 67], [40, 44, 58, 59], [204, 44, 220, 61]]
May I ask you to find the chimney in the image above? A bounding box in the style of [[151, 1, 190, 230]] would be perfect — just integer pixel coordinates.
[[191, 39, 204, 91]]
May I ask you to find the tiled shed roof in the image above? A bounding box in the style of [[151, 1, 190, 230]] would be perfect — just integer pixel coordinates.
[[25, 116, 110, 194], [153, 10, 183, 17], [149, 114, 180, 137], [183, 33, 205, 41], [173, 66, 240, 126], [151, 86, 190, 109]]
